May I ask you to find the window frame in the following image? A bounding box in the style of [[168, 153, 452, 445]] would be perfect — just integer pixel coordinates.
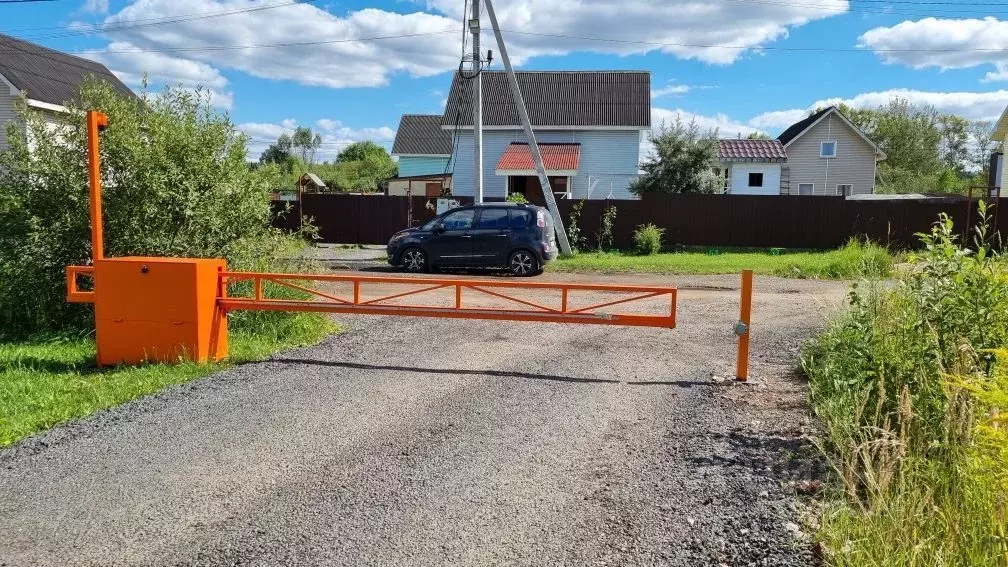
[[747, 172, 764, 188], [474, 207, 509, 230], [439, 208, 476, 231], [820, 141, 837, 158], [836, 183, 853, 196], [798, 183, 814, 196], [508, 208, 533, 229]]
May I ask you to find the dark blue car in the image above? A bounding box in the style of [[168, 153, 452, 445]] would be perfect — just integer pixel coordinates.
[[387, 203, 558, 276]]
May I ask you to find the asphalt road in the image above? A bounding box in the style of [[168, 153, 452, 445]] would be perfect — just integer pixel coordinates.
[[0, 273, 845, 566]]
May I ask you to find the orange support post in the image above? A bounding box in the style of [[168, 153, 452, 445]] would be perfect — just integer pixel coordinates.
[[86, 110, 108, 261], [735, 270, 753, 382]]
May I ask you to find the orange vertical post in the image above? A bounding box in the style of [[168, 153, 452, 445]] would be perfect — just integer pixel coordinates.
[[86, 110, 108, 261], [735, 270, 753, 382]]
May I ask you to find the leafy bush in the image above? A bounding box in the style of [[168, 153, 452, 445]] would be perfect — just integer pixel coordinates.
[[506, 192, 528, 204], [597, 205, 617, 251], [0, 79, 310, 339], [802, 205, 1008, 565], [633, 223, 664, 255], [566, 199, 586, 253]]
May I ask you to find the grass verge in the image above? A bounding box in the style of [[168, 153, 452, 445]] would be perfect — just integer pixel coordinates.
[[0, 313, 335, 448], [547, 239, 893, 279], [801, 212, 1008, 565]]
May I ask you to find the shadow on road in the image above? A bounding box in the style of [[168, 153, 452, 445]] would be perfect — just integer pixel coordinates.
[[268, 358, 620, 384]]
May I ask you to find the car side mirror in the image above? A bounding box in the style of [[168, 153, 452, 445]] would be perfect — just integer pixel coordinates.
[[432, 221, 445, 234]]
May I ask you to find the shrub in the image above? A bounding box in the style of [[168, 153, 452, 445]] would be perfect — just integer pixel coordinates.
[[506, 192, 528, 204], [566, 199, 586, 253], [633, 223, 664, 255], [802, 205, 1008, 565], [597, 205, 617, 251], [0, 79, 307, 339]]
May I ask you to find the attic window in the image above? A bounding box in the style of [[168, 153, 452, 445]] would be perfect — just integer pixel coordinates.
[[748, 172, 763, 187], [820, 141, 837, 158]]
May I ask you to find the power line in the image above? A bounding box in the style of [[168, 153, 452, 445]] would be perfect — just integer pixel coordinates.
[[501, 28, 1008, 53]]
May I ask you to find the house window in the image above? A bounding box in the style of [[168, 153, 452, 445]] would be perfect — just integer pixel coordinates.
[[723, 168, 729, 193], [820, 141, 837, 158], [798, 183, 814, 195], [837, 184, 853, 196], [748, 172, 763, 187]]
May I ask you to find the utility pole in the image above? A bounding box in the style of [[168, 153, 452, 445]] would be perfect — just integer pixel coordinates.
[[483, 0, 571, 254], [469, 0, 484, 204]]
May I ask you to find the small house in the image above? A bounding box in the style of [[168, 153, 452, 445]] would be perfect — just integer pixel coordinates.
[[388, 114, 452, 197]]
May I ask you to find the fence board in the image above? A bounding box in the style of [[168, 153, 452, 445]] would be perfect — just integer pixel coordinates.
[[273, 194, 1008, 250]]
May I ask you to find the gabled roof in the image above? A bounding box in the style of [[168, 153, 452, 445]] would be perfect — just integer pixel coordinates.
[[442, 70, 651, 129], [0, 32, 134, 107], [391, 114, 454, 156], [777, 108, 830, 146], [777, 105, 886, 158], [718, 139, 787, 162], [994, 104, 1008, 141]]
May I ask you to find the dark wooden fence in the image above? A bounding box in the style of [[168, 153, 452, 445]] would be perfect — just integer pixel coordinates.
[[272, 193, 1007, 250]]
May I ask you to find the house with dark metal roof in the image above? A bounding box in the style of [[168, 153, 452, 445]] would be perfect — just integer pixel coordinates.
[[717, 106, 885, 196], [440, 70, 650, 202], [387, 114, 454, 197], [0, 32, 133, 150]]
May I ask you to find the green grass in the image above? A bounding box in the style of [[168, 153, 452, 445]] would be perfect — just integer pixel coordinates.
[[548, 240, 893, 279], [0, 313, 336, 447]]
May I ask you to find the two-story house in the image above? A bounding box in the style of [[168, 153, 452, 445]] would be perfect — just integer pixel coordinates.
[[718, 106, 886, 196], [0, 32, 133, 150], [387, 114, 454, 197], [441, 70, 650, 203]]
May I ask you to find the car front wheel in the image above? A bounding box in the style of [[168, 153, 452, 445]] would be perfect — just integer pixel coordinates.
[[508, 249, 539, 276], [401, 247, 427, 273]]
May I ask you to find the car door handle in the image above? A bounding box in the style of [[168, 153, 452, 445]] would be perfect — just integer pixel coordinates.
[[461, 235, 472, 239], [497, 233, 509, 238]]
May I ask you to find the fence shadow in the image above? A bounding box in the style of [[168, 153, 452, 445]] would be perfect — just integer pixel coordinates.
[[267, 358, 620, 384]]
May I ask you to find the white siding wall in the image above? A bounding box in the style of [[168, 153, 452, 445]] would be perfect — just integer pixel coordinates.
[[450, 129, 643, 200], [785, 112, 877, 195], [728, 163, 781, 195], [0, 93, 18, 151]]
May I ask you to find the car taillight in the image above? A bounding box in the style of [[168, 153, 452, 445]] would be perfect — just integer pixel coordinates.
[[536, 210, 546, 228]]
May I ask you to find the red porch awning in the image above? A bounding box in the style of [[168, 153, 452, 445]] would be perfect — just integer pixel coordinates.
[[495, 143, 580, 175]]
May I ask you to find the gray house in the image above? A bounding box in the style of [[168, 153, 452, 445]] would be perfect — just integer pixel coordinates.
[[0, 32, 133, 150], [719, 106, 886, 196], [442, 70, 650, 203]]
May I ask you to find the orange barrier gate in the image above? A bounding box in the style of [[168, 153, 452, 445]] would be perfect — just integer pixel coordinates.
[[218, 272, 678, 329]]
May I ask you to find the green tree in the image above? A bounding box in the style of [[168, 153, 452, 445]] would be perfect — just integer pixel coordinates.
[[630, 119, 719, 195], [937, 114, 969, 174], [336, 141, 389, 163], [746, 132, 772, 140], [259, 133, 295, 172], [292, 126, 322, 166], [0, 79, 289, 337], [968, 120, 995, 177]]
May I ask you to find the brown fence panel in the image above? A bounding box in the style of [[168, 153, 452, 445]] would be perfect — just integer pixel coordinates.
[[273, 194, 1008, 249]]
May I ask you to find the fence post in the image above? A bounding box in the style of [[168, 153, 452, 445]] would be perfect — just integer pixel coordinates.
[[735, 270, 753, 382]]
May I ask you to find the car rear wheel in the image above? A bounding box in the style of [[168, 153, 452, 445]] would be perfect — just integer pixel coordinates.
[[401, 247, 427, 273], [508, 249, 539, 277]]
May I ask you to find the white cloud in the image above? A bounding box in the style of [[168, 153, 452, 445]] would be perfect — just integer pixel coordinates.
[[652, 107, 762, 138], [858, 17, 1008, 81], [239, 118, 395, 161], [651, 83, 691, 98], [88, 0, 848, 93], [813, 88, 1008, 121], [82, 0, 109, 14], [747, 108, 807, 129]]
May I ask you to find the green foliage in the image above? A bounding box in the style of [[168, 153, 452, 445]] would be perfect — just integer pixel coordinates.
[[267, 142, 397, 193], [291, 126, 322, 165], [549, 239, 892, 278], [505, 192, 528, 204], [0, 79, 305, 339], [259, 132, 295, 172], [337, 141, 389, 163], [630, 118, 719, 195], [566, 199, 586, 253], [598, 205, 617, 251], [802, 207, 1008, 566], [633, 223, 665, 255], [746, 132, 772, 140]]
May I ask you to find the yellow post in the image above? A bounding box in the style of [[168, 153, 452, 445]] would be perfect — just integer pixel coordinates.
[[735, 270, 753, 382], [86, 110, 108, 261]]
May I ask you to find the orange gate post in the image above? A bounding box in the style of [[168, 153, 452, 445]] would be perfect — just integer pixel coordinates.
[[86, 110, 108, 260], [735, 270, 753, 382]]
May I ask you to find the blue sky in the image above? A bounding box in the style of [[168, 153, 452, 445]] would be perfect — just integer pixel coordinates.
[[2, 0, 1007, 160]]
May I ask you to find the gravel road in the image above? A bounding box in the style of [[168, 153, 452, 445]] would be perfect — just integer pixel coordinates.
[[0, 273, 846, 566]]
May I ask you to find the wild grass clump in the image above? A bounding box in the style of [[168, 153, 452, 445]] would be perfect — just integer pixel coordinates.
[[802, 203, 1008, 565], [633, 223, 665, 255]]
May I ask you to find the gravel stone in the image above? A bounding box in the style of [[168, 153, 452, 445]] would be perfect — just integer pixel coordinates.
[[0, 273, 841, 566]]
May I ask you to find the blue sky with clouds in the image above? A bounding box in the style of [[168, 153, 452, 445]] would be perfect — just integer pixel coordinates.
[[3, 0, 1007, 160]]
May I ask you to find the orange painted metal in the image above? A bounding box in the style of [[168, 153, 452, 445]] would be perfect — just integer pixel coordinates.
[[219, 272, 677, 329], [736, 270, 753, 382], [86, 110, 108, 261]]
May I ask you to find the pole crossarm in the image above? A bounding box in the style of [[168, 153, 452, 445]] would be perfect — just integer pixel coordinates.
[[218, 272, 677, 329]]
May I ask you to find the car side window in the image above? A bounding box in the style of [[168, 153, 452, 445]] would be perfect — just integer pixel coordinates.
[[440, 209, 475, 231], [508, 209, 532, 229], [475, 208, 509, 230]]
